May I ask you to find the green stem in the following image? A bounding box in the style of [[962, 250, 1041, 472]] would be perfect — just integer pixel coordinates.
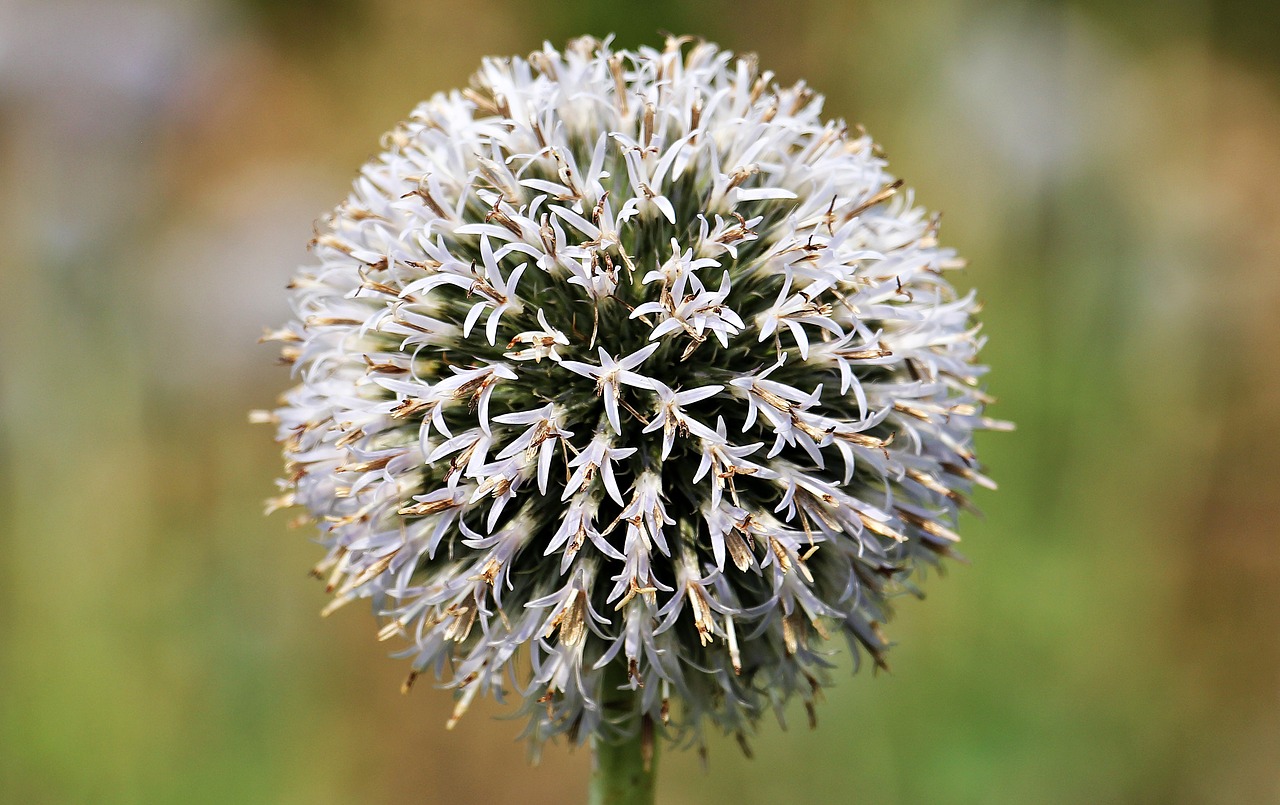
[[589, 665, 658, 805], [588, 722, 658, 805]]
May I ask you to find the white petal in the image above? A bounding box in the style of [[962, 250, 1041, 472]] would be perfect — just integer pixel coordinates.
[[734, 187, 798, 201], [602, 383, 621, 434], [462, 302, 487, 338]]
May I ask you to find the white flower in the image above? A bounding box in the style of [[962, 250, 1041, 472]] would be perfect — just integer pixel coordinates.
[[560, 344, 661, 434], [400, 235, 526, 346], [562, 431, 636, 504], [643, 381, 721, 460], [493, 403, 572, 494], [259, 35, 1006, 755], [503, 309, 570, 364], [756, 270, 845, 359]]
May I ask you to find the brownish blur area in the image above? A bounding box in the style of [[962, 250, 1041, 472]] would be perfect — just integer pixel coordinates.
[[1, 1, 1277, 803]]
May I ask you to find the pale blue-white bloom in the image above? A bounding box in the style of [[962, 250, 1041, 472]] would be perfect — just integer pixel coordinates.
[[259, 35, 1006, 755]]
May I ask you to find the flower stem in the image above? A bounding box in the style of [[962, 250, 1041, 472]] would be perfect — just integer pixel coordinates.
[[589, 665, 658, 805], [589, 723, 658, 805]]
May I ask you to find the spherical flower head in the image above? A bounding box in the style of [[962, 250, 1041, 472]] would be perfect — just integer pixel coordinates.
[[259, 35, 1006, 753]]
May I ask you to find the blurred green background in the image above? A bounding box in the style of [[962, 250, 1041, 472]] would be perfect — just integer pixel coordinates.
[[2, 1, 1277, 803]]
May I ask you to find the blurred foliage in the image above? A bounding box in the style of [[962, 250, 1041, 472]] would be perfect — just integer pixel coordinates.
[[1, 0, 1277, 803], [226, 0, 369, 52]]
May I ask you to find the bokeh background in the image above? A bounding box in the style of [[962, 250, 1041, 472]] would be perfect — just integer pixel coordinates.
[[2, 1, 1277, 803]]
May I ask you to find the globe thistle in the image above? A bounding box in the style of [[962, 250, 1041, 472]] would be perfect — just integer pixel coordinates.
[[258, 35, 1005, 759]]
